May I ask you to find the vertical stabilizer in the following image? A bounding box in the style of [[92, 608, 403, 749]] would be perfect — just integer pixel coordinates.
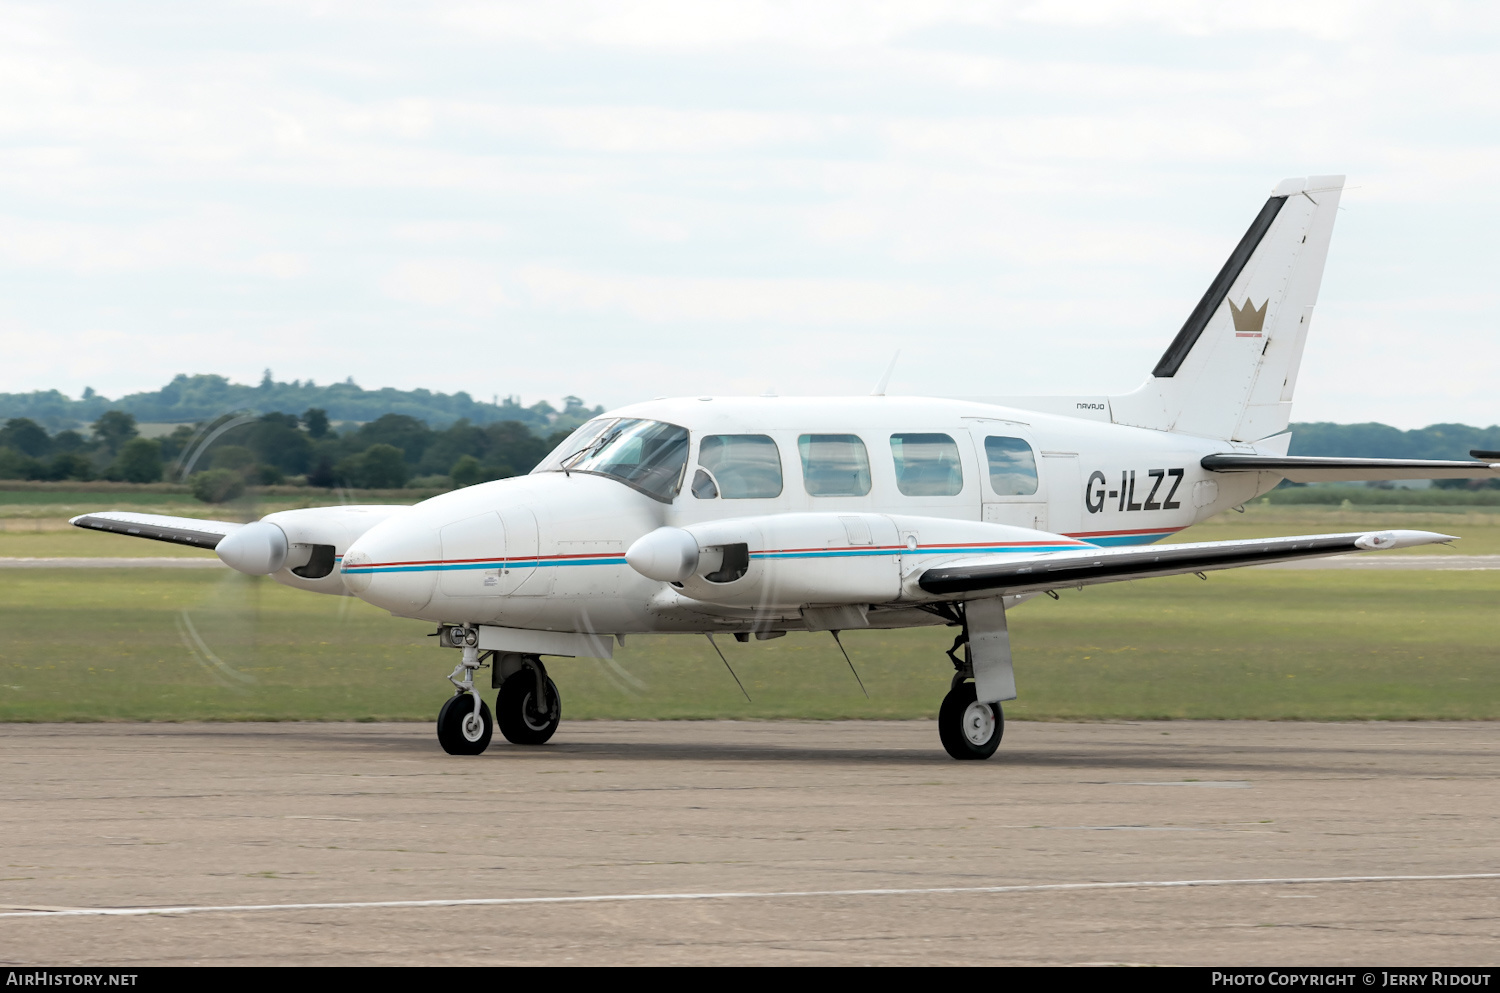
[[1109, 176, 1344, 441]]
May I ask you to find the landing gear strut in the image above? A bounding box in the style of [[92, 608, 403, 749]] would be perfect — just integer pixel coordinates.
[[437, 640, 493, 755]]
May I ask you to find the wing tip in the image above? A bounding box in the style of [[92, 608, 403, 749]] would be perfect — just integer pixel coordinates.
[[1355, 529, 1458, 550]]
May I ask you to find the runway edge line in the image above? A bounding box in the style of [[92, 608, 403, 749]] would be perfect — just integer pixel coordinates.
[[4, 871, 1498, 920]]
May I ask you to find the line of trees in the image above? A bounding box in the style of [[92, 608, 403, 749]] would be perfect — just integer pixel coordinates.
[[0, 372, 602, 432], [0, 409, 575, 501], [1286, 422, 1500, 490], [7, 413, 1500, 499]]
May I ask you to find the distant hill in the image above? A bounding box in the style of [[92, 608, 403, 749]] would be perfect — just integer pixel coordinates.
[[0, 372, 602, 433]]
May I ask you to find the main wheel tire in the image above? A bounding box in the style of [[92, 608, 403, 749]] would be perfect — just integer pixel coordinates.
[[938, 682, 1003, 760], [497, 671, 561, 745], [437, 693, 493, 755]]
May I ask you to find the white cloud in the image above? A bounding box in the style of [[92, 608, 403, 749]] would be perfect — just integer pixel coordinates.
[[386, 260, 509, 315]]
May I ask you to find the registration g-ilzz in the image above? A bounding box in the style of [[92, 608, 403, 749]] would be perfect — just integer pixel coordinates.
[[71, 176, 1500, 760]]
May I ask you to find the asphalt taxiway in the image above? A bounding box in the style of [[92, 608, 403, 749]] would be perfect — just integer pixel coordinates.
[[1, 720, 1495, 965]]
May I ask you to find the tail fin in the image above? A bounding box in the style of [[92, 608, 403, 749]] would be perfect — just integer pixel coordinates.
[[1109, 175, 1345, 441]]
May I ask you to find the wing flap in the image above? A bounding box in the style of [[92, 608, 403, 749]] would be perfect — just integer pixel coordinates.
[[70, 511, 242, 550], [917, 530, 1452, 597], [1202, 453, 1500, 482]]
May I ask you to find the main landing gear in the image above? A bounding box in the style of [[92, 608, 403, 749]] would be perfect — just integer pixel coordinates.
[[930, 602, 1007, 761], [436, 629, 562, 755], [497, 667, 561, 745], [938, 677, 1003, 761]]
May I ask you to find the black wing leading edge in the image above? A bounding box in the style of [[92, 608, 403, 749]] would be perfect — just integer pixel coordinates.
[[917, 531, 1451, 598]]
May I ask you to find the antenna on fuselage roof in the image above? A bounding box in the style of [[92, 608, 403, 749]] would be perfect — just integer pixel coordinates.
[[871, 350, 901, 396]]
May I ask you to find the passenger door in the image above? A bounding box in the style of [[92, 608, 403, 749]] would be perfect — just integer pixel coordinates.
[[967, 426, 1048, 532], [1039, 451, 1082, 537]]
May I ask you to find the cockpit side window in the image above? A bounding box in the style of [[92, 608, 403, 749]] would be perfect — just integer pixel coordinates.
[[695, 435, 783, 499], [984, 435, 1039, 496], [798, 434, 871, 497], [890, 433, 963, 496], [536, 418, 690, 502]]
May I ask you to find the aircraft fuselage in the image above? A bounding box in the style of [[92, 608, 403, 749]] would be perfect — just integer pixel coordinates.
[[334, 395, 1272, 634]]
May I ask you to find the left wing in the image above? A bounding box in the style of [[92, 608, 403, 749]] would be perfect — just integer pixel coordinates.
[[917, 529, 1451, 597], [1202, 454, 1500, 482], [70, 511, 242, 550]]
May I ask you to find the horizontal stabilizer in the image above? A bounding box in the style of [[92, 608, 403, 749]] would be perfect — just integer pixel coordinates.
[[918, 530, 1452, 597], [70, 511, 242, 550], [1201, 454, 1500, 482]]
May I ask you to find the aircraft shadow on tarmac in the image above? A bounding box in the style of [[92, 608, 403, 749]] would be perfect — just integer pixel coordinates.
[[268, 726, 1483, 778]]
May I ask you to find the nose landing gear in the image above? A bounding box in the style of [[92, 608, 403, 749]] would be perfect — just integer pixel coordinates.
[[434, 628, 563, 754], [437, 642, 493, 755]]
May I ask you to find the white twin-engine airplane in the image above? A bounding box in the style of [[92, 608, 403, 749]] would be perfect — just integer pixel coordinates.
[[74, 175, 1500, 759]]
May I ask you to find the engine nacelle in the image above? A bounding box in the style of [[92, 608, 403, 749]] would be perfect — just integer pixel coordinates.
[[251, 505, 411, 595], [627, 513, 1096, 609], [631, 513, 902, 609]]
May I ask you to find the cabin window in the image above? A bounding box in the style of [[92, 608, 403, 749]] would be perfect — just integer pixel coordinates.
[[890, 433, 963, 496], [798, 434, 871, 497], [984, 436, 1038, 496], [695, 435, 782, 499], [536, 418, 690, 502]]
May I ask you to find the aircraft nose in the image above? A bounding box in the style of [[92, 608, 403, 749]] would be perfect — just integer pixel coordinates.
[[341, 519, 440, 614]]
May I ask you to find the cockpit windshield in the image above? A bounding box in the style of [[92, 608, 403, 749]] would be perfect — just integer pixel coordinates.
[[532, 417, 690, 502]]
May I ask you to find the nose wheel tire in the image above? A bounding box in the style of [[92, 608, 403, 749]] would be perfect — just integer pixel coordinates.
[[938, 681, 1003, 760], [437, 693, 493, 755], [497, 670, 562, 745]]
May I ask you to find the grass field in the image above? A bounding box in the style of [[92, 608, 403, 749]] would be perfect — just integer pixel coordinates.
[[2, 563, 1497, 723]]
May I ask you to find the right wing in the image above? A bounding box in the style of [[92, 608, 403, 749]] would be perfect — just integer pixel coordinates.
[[917, 529, 1452, 598], [70, 511, 243, 550]]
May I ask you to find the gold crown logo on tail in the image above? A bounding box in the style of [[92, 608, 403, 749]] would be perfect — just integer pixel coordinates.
[[1228, 297, 1268, 336]]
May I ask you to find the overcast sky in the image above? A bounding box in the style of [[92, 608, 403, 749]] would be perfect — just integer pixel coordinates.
[[0, 1, 1495, 428]]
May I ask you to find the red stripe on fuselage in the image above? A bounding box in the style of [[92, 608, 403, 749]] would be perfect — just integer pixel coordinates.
[[1066, 526, 1184, 538]]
